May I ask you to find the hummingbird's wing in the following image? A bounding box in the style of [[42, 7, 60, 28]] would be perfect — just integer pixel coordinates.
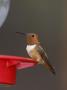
[[35, 45, 56, 75]]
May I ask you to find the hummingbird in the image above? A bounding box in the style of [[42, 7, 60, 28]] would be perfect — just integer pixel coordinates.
[[16, 32, 56, 75]]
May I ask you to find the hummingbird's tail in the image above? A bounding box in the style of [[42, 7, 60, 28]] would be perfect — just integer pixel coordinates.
[[44, 59, 56, 75]]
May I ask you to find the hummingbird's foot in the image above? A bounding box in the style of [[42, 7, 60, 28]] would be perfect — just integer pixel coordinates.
[[38, 60, 44, 65]]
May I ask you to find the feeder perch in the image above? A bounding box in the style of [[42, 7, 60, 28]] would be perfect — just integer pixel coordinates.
[[0, 55, 37, 85]]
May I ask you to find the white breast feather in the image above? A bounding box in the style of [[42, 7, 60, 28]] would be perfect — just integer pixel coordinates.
[[26, 45, 36, 57]]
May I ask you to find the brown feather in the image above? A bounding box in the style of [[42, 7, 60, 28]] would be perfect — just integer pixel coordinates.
[[35, 45, 56, 75]]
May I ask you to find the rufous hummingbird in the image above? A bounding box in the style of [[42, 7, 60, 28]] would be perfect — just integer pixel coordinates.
[[16, 32, 56, 75]]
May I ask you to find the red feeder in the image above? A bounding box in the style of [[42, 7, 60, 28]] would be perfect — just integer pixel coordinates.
[[0, 55, 37, 85]]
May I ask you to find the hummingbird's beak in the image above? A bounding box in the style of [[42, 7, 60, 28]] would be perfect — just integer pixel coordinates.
[[16, 32, 26, 36]]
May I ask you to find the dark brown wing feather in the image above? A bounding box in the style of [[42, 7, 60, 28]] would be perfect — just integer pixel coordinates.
[[35, 45, 56, 75]]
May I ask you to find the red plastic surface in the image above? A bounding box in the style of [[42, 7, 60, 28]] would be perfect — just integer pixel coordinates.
[[0, 55, 37, 85]]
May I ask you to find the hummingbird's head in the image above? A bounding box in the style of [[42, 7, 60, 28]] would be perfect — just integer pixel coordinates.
[[16, 32, 40, 45]]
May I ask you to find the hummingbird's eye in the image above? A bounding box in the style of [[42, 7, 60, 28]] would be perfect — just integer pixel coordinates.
[[32, 35, 34, 37]]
